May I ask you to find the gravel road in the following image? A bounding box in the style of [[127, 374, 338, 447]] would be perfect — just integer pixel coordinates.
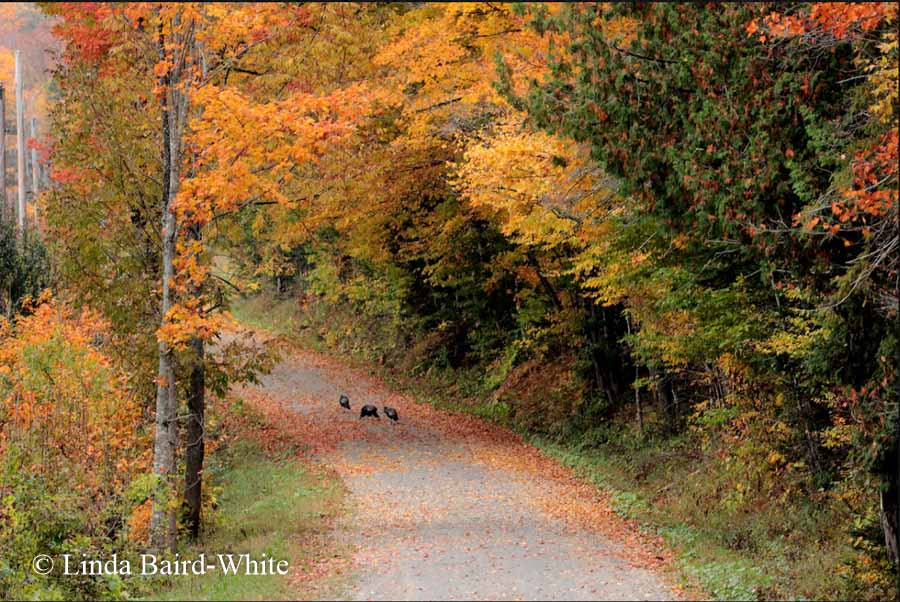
[[249, 348, 678, 601]]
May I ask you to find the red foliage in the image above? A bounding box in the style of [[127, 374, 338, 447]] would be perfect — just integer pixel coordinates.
[[49, 165, 87, 184], [814, 129, 900, 233], [841, 130, 899, 220], [749, 2, 896, 41], [50, 2, 115, 64]]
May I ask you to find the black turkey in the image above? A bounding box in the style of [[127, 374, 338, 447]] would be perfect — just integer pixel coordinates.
[[384, 406, 399, 423], [359, 404, 379, 419], [339, 394, 351, 410]]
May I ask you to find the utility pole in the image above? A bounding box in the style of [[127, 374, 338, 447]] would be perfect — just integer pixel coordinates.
[[0, 82, 7, 220], [15, 50, 26, 233], [30, 117, 39, 224]]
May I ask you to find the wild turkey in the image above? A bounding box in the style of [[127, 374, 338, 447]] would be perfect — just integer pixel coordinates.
[[383, 406, 399, 423], [339, 394, 351, 410], [359, 404, 379, 419]]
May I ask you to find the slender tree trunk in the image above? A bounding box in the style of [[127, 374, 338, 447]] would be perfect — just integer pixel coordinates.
[[880, 438, 899, 565], [182, 31, 209, 541], [183, 222, 205, 539], [149, 67, 179, 552], [15, 51, 25, 234], [651, 367, 676, 434], [183, 337, 205, 538], [1, 82, 8, 219], [882, 482, 898, 564], [150, 14, 191, 552], [30, 117, 39, 224], [526, 251, 562, 311], [626, 318, 643, 435], [150, 216, 178, 552]]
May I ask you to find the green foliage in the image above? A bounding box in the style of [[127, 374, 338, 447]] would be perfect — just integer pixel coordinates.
[[502, 2, 897, 593], [531, 431, 850, 600], [609, 490, 650, 520], [0, 219, 51, 317], [42, 52, 163, 400], [0, 451, 139, 601]]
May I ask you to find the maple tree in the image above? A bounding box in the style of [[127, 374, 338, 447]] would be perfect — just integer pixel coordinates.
[[40, 1, 380, 550]]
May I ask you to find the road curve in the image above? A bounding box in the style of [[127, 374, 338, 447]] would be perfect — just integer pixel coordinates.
[[245, 346, 679, 601]]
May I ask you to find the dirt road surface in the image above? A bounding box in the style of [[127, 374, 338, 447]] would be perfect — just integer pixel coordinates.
[[242, 346, 680, 601]]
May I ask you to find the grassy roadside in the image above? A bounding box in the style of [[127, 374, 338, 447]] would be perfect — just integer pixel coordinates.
[[150, 395, 350, 600], [229, 291, 870, 601], [230, 293, 306, 337], [528, 437, 797, 601]]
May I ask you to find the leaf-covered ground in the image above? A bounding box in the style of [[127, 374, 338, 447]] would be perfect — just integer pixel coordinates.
[[235, 341, 692, 600]]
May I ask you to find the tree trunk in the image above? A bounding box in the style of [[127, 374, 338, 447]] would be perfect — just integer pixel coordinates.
[[150, 12, 192, 552], [149, 69, 179, 551], [635, 385, 644, 435], [882, 488, 898, 565], [183, 335, 204, 538], [651, 367, 676, 434], [15, 51, 25, 233], [626, 317, 643, 435], [881, 443, 899, 565], [182, 29, 210, 541], [183, 224, 205, 539], [29, 117, 39, 225], [1, 82, 8, 218]]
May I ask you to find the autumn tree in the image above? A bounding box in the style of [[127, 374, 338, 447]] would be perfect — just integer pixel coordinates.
[[510, 0, 898, 569], [44, 2, 379, 548]]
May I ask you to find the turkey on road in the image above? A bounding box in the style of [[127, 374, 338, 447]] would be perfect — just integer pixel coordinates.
[[384, 406, 399, 423], [339, 394, 351, 410]]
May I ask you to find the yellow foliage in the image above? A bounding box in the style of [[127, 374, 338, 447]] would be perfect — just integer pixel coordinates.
[[454, 119, 613, 250]]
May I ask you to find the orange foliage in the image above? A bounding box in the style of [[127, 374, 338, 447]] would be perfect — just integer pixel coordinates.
[[139, 4, 382, 350], [0, 294, 149, 519], [49, 2, 117, 64], [752, 3, 897, 40], [127, 500, 153, 545], [839, 129, 899, 221]]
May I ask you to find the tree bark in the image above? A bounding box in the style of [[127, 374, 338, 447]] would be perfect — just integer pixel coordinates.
[[626, 318, 643, 435], [183, 334, 205, 539], [881, 442, 899, 565], [651, 367, 676, 434], [1, 83, 8, 219], [183, 224, 205, 539], [149, 42, 178, 550], [150, 12, 192, 552], [30, 117, 39, 224], [15, 51, 25, 233]]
